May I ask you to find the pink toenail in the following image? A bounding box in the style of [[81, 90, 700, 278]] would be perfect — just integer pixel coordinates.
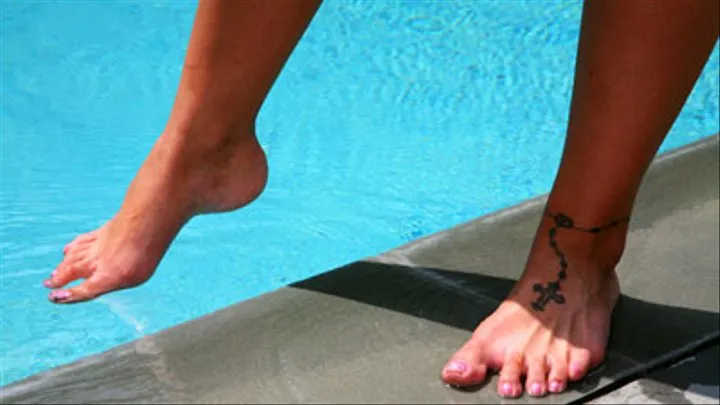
[[445, 361, 468, 374], [50, 291, 71, 301], [549, 380, 564, 393], [570, 365, 585, 378], [501, 382, 514, 396], [530, 382, 543, 395], [43, 280, 53, 288]]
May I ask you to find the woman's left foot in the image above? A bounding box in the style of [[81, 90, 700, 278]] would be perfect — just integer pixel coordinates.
[[44, 128, 268, 303], [441, 211, 627, 398]]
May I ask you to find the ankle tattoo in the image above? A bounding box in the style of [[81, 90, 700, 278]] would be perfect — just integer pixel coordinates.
[[530, 211, 629, 312]]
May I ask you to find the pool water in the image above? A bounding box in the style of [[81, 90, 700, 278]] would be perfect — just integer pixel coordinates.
[[1, 0, 718, 386]]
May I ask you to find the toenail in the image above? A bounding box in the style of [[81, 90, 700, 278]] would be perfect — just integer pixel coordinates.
[[549, 380, 564, 393], [530, 382, 543, 395], [500, 382, 514, 397], [445, 361, 468, 374], [50, 291, 71, 301], [570, 365, 585, 379], [43, 280, 53, 288]]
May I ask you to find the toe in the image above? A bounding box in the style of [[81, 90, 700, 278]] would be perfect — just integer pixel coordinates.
[[442, 339, 489, 387], [49, 276, 113, 304], [568, 348, 592, 381], [525, 356, 548, 397], [498, 352, 524, 398], [45, 259, 93, 289], [63, 232, 98, 254], [547, 354, 569, 393], [62, 241, 79, 255]]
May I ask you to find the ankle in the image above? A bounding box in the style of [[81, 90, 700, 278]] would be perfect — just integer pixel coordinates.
[[164, 96, 257, 152], [589, 227, 627, 270], [159, 119, 263, 177], [542, 211, 628, 273], [545, 188, 634, 229]]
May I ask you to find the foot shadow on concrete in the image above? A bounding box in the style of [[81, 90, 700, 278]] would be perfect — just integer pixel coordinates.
[[292, 261, 719, 401]]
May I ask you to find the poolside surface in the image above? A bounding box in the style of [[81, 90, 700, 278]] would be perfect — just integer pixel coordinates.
[[2, 136, 717, 404]]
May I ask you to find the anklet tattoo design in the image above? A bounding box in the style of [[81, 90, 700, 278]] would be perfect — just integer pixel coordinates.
[[530, 212, 629, 312]]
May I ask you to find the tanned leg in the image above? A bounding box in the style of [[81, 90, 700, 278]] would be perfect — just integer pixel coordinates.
[[442, 0, 719, 398], [46, 0, 322, 303]]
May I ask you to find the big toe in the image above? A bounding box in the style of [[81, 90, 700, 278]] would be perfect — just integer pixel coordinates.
[[48, 276, 119, 304], [441, 340, 488, 387]]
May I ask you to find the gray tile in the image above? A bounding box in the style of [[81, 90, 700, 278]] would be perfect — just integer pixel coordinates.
[[590, 345, 719, 404], [1, 136, 718, 404]]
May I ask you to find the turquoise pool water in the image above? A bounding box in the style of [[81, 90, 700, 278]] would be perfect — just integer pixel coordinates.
[[1, 0, 718, 386]]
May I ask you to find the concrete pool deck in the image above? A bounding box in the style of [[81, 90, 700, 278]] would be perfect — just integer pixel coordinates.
[[1, 135, 718, 404]]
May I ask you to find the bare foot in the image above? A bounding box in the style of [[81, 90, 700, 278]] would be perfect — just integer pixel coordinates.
[[44, 130, 268, 303], [441, 211, 627, 397]]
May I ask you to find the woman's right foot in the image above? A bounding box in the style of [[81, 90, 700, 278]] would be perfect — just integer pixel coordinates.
[[441, 211, 627, 397], [44, 129, 268, 303]]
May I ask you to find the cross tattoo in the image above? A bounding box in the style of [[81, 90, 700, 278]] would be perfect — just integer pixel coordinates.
[[531, 281, 565, 311], [530, 211, 629, 312]]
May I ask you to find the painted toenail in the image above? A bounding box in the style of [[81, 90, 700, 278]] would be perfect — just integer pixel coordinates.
[[50, 291, 71, 301], [43, 280, 53, 288], [445, 361, 468, 374], [500, 382, 514, 396], [530, 382, 543, 395], [549, 380, 564, 393], [570, 365, 585, 378]]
